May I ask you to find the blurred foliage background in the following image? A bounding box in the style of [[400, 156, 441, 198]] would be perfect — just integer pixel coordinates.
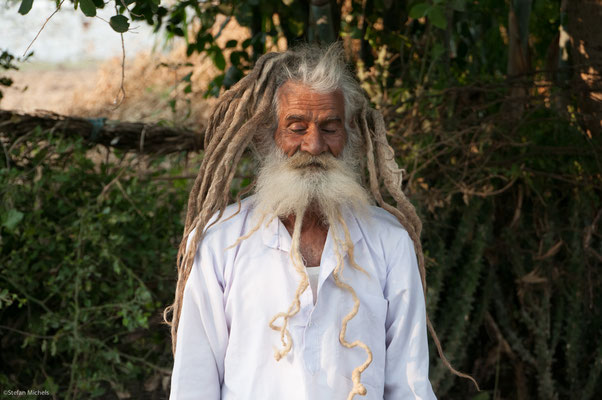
[[1, 0, 601, 399]]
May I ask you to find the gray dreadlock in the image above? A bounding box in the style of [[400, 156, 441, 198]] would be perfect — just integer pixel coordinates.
[[164, 43, 479, 398]]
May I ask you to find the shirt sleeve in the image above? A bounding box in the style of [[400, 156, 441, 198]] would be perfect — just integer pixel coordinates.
[[169, 234, 229, 400], [383, 230, 437, 399]]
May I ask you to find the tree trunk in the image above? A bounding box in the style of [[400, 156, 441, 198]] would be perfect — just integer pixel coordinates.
[[307, 0, 336, 44], [506, 0, 533, 118], [0, 110, 203, 156], [567, 0, 602, 137]]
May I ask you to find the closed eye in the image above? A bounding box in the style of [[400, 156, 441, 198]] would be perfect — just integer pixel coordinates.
[[320, 121, 340, 133], [289, 122, 307, 133]]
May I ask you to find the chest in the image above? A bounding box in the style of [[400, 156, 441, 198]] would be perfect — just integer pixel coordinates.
[[299, 241, 323, 267], [222, 235, 387, 320], [297, 226, 328, 267], [220, 237, 390, 395]]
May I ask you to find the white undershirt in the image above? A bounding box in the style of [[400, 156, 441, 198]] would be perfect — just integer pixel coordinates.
[[306, 266, 320, 304]]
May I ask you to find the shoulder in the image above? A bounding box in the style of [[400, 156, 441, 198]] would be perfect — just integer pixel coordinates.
[[362, 205, 412, 244], [356, 205, 415, 272]]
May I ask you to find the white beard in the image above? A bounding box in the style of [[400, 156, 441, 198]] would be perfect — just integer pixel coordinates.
[[253, 146, 371, 225], [254, 146, 373, 376]]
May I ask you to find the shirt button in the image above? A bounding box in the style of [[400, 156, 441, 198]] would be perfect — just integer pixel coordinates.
[[308, 321, 313, 327]]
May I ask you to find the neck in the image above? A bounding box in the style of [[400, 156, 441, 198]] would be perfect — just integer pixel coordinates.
[[281, 206, 329, 267], [281, 204, 327, 234]]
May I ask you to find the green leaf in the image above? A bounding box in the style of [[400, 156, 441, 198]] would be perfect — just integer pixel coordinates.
[[286, 18, 304, 37], [223, 65, 242, 89], [18, 0, 33, 15], [229, 53, 238, 67], [186, 43, 196, 57], [432, 43, 445, 58], [204, 75, 224, 98], [451, 0, 466, 12], [79, 0, 96, 17], [427, 5, 447, 29], [225, 40, 237, 48], [110, 15, 130, 33], [210, 47, 226, 71], [3, 209, 24, 231], [409, 3, 429, 19], [471, 392, 490, 400], [0, 77, 14, 87], [182, 72, 192, 83]]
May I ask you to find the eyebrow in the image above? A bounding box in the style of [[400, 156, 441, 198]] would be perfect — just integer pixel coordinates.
[[284, 114, 308, 122], [284, 115, 342, 123], [321, 116, 342, 123]]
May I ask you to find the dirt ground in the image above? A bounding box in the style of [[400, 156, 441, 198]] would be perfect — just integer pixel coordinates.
[[2, 64, 100, 115], [1, 16, 254, 128], [1, 52, 215, 129]]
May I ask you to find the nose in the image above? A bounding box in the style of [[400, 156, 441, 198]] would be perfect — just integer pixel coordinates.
[[300, 124, 328, 155]]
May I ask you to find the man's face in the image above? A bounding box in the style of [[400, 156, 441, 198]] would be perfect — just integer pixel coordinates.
[[274, 81, 347, 158], [254, 81, 369, 221]]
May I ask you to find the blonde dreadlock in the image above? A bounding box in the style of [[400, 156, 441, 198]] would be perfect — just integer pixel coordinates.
[[164, 43, 479, 397]]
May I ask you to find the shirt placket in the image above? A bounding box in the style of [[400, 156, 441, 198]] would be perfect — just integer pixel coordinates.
[[301, 271, 320, 374]]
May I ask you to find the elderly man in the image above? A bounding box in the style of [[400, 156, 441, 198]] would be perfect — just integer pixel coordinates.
[[166, 45, 447, 399]]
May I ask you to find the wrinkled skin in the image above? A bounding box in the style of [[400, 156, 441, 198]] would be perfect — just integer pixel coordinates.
[[273, 82, 347, 267]]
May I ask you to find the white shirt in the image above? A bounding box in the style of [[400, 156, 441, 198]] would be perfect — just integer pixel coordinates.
[[170, 197, 437, 400]]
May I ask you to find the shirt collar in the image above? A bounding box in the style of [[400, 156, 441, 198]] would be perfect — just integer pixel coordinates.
[[259, 205, 363, 252]]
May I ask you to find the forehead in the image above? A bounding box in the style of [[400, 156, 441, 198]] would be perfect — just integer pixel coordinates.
[[277, 81, 345, 118]]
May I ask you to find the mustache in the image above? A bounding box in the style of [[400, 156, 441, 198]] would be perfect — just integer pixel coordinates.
[[285, 152, 338, 170]]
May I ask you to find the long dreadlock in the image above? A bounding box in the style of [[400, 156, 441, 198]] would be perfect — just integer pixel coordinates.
[[164, 43, 479, 397]]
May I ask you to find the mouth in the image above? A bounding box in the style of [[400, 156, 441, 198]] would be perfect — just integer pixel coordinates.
[[298, 161, 326, 170], [286, 152, 332, 170]]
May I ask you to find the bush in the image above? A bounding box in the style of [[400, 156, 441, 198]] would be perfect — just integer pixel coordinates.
[[0, 131, 189, 399], [389, 87, 602, 399], [2, 100, 600, 400]]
